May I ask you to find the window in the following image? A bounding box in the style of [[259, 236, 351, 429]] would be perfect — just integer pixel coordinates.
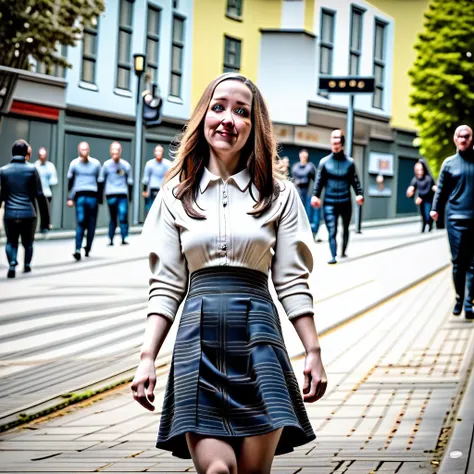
[[372, 19, 386, 109], [81, 20, 99, 84], [349, 6, 364, 75], [116, 0, 134, 90], [318, 9, 335, 95], [173, 0, 178, 8], [146, 5, 161, 84], [223, 36, 241, 72], [226, 0, 243, 18], [170, 16, 185, 98], [36, 45, 67, 78]]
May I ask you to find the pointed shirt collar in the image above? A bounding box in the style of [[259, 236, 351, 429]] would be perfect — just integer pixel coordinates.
[[199, 167, 251, 194]]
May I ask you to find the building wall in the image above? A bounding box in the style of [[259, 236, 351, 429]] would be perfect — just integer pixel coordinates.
[[191, 0, 282, 107], [259, 31, 317, 125], [311, 0, 394, 120], [367, 0, 429, 131], [65, 0, 194, 122], [258, 0, 395, 125]]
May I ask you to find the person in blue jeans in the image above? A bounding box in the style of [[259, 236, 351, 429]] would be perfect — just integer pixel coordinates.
[[291, 149, 321, 240], [0, 140, 49, 278], [99, 142, 133, 246], [67, 141, 102, 261], [406, 160, 437, 233], [142, 145, 172, 215], [431, 125, 474, 320], [311, 130, 364, 264]]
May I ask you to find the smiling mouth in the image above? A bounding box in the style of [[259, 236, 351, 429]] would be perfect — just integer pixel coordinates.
[[217, 131, 237, 137]]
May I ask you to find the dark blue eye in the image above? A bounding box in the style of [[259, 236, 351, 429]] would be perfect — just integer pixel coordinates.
[[212, 104, 224, 112], [235, 107, 249, 117]]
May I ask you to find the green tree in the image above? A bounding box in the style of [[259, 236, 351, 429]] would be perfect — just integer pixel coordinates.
[[409, 0, 474, 176], [0, 0, 105, 71]]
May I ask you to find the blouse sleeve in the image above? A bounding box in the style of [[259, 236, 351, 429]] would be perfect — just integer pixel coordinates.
[[141, 188, 189, 323], [271, 182, 315, 320]]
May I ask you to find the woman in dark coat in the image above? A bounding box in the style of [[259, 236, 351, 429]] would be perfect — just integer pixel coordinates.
[[406, 160, 437, 232]]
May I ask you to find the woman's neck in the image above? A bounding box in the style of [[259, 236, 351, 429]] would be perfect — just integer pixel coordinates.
[[207, 150, 244, 180]]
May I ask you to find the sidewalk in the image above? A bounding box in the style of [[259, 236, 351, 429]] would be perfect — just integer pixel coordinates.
[[0, 224, 450, 432], [0, 215, 420, 245], [1, 268, 472, 473]]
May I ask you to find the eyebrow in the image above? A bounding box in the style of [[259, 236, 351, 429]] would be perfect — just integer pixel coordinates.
[[212, 97, 251, 106]]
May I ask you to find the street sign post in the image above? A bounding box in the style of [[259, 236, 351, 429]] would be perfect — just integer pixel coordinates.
[[318, 76, 375, 233]]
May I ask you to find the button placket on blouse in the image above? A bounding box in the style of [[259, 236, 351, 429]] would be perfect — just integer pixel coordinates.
[[220, 181, 229, 265]]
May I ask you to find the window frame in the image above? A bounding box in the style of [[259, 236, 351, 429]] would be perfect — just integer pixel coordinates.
[[223, 35, 242, 73], [318, 8, 336, 96], [372, 18, 387, 109], [36, 44, 67, 78], [348, 5, 365, 76], [115, 0, 134, 91], [169, 14, 186, 99], [226, 0, 243, 20], [81, 21, 99, 85], [146, 4, 161, 85]]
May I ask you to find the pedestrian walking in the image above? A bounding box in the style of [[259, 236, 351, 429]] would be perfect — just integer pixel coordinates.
[[98, 142, 133, 246], [292, 149, 321, 240], [431, 125, 474, 320], [406, 160, 437, 233], [67, 141, 102, 261], [0, 139, 49, 278], [278, 155, 290, 178], [311, 129, 364, 264], [131, 73, 327, 474], [142, 145, 171, 215], [34, 146, 58, 233]]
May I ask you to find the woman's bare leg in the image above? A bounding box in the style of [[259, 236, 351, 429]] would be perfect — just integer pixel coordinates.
[[186, 433, 238, 474], [237, 428, 283, 474]]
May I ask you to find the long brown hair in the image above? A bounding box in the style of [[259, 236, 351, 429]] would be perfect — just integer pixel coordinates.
[[167, 73, 283, 219]]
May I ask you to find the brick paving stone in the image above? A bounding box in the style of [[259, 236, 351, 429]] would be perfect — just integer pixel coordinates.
[[1, 269, 473, 473]]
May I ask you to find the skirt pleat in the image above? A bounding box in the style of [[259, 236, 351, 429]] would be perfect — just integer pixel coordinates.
[[156, 267, 316, 458]]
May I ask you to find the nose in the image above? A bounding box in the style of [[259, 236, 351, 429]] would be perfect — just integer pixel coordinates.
[[221, 109, 234, 127]]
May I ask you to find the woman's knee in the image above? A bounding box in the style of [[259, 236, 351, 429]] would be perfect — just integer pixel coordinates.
[[204, 460, 236, 474]]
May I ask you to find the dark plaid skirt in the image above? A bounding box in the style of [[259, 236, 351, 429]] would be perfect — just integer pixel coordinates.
[[156, 266, 316, 458]]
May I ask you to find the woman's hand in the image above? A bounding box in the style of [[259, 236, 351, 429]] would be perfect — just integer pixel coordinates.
[[302, 348, 327, 403], [131, 357, 157, 411]]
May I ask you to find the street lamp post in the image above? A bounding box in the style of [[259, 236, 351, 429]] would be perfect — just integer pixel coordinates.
[[132, 53, 146, 225]]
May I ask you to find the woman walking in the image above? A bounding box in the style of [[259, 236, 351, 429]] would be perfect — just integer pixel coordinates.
[[406, 160, 437, 233], [131, 73, 327, 474]]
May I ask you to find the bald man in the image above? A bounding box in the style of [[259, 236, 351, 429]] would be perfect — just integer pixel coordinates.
[[67, 141, 102, 261], [34, 147, 58, 232], [431, 125, 474, 320], [98, 141, 133, 245], [142, 145, 171, 215]]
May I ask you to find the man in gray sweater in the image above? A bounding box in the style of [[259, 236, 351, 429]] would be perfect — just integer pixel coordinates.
[[67, 141, 102, 261]]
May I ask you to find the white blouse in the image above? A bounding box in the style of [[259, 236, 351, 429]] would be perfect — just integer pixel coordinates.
[[142, 167, 315, 323]]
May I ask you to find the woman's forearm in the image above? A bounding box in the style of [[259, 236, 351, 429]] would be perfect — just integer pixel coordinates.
[[291, 314, 322, 353], [139, 314, 172, 361]]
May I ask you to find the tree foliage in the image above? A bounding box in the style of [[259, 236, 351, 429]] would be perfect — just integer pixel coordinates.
[[0, 0, 105, 71], [409, 0, 474, 176]]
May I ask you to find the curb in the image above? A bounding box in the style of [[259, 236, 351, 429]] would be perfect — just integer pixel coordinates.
[[0, 261, 450, 433], [0, 216, 421, 245]]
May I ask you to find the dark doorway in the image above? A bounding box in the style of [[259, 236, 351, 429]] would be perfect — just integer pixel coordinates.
[[397, 157, 418, 215]]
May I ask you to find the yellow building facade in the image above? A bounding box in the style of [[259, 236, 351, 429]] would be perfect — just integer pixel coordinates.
[[191, 0, 283, 107]]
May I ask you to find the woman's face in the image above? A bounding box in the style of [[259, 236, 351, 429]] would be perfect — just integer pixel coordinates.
[[414, 163, 424, 178], [204, 79, 253, 159]]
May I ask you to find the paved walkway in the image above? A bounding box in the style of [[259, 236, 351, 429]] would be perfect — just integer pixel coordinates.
[[0, 225, 449, 429], [1, 268, 473, 473]]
